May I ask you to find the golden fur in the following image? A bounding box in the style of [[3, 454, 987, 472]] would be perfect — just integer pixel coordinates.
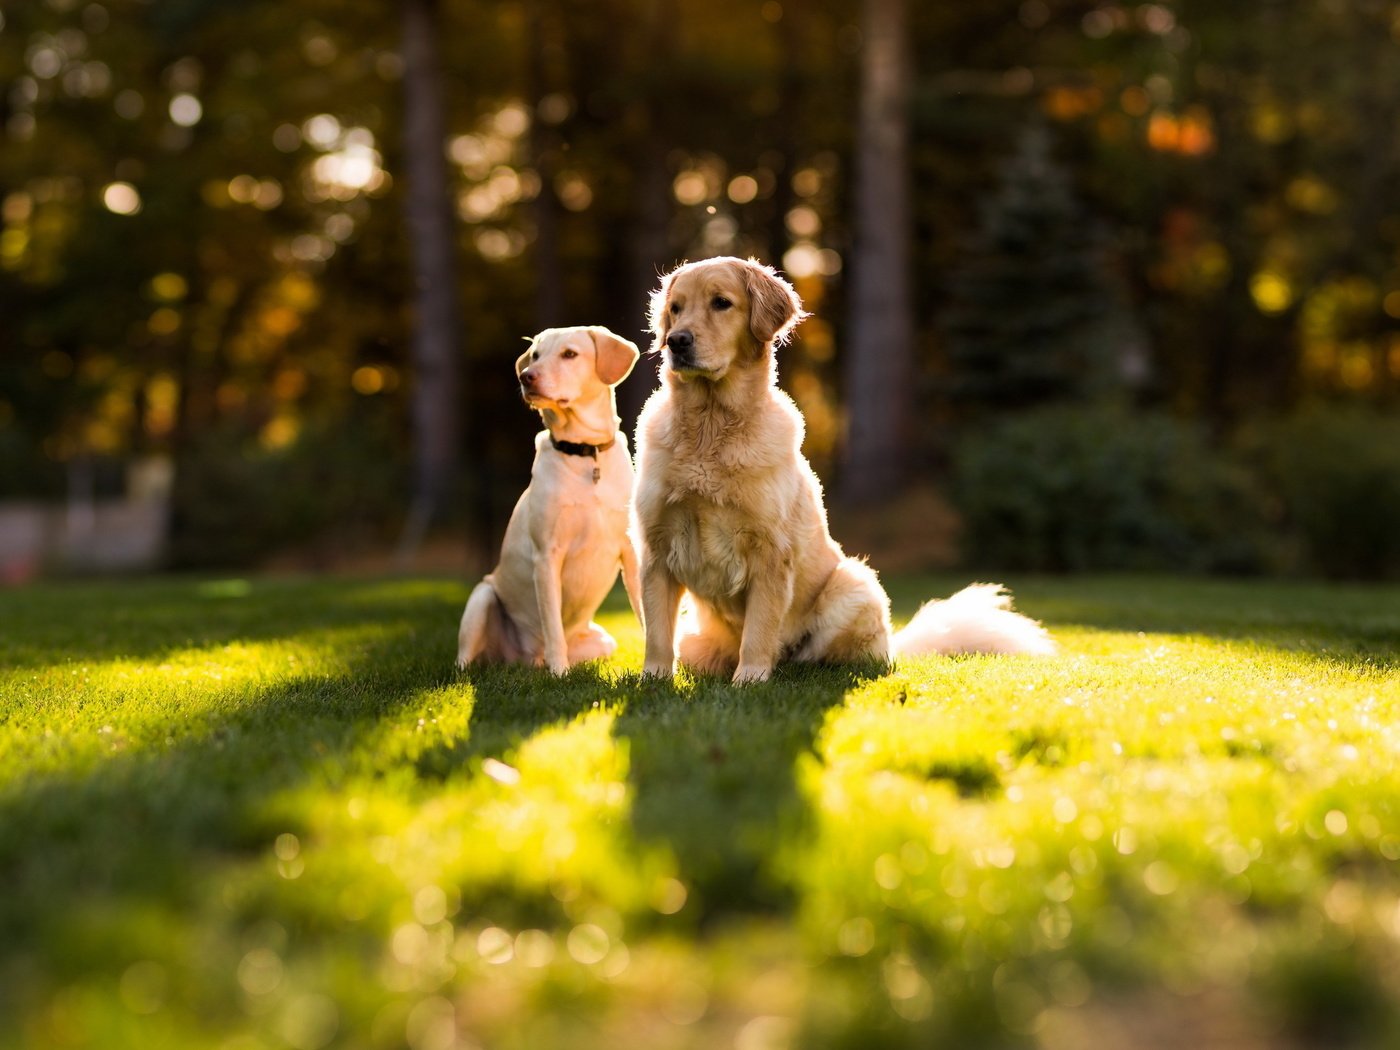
[[633, 257, 1054, 684]]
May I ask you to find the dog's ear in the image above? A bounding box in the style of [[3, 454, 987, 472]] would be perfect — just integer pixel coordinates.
[[744, 260, 807, 349], [589, 326, 640, 386], [515, 335, 540, 377]]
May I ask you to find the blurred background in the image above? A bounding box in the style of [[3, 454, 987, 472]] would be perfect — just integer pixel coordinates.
[[2, 0, 1399, 582]]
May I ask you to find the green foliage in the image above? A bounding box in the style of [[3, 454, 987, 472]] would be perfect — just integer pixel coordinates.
[[1261, 945, 1396, 1046], [0, 0, 856, 559], [941, 124, 1123, 416], [168, 421, 403, 568], [2, 575, 1400, 1048], [952, 406, 1271, 573], [6, 0, 1400, 569], [1260, 406, 1400, 580], [0, 427, 63, 500]]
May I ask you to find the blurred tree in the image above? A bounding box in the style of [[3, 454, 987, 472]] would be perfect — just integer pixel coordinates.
[[398, 0, 462, 557], [941, 122, 1119, 416], [617, 0, 680, 430], [4, 0, 1399, 571], [840, 0, 912, 505], [525, 0, 565, 330]]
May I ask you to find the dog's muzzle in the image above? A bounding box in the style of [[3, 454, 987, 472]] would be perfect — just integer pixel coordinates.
[[666, 329, 695, 368]]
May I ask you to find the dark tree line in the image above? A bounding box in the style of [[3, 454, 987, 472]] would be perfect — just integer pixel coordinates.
[[3, 0, 1399, 565]]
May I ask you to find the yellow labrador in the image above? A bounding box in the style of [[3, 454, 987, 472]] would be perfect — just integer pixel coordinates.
[[633, 257, 1054, 683], [457, 326, 644, 674]]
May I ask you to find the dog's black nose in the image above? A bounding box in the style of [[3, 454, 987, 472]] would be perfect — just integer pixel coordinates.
[[667, 330, 694, 361]]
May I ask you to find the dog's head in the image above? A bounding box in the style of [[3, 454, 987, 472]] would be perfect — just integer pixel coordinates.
[[649, 257, 806, 382], [515, 325, 640, 410]]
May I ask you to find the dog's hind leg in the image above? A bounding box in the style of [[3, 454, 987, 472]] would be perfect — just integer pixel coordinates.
[[567, 623, 618, 666], [676, 600, 741, 677], [457, 577, 514, 667], [790, 557, 892, 665]]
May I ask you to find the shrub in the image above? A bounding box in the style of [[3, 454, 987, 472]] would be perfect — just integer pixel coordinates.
[[952, 406, 1271, 573], [0, 428, 63, 500], [1259, 406, 1400, 580], [168, 420, 404, 568]]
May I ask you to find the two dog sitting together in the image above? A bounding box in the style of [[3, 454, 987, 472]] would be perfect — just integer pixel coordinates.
[[457, 256, 1055, 684]]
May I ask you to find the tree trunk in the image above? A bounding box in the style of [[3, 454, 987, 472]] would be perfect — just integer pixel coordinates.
[[527, 0, 566, 329], [398, 0, 462, 558], [617, 0, 677, 433], [840, 0, 913, 506], [765, 9, 802, 265]]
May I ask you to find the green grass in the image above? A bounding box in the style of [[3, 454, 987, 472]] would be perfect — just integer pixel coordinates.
[[1, 573, 1398, 1049]]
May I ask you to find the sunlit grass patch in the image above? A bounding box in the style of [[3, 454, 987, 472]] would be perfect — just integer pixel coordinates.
[[788, 601, 1400, 1045], [1, 574, 1398, 1049]]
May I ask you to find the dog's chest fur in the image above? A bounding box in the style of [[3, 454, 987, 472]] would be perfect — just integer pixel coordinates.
[[661, 404, 760, 503], [642, 389, 801, 602], [659, 499, 761, 602]]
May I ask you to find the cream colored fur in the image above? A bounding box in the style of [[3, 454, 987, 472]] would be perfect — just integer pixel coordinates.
[[633, 257, 1054, 684], [457, 326, 644, 674]]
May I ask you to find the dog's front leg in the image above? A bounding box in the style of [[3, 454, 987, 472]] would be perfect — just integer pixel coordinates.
[[733, 557, 795, 684], [620, 535, 645, 636], [640, 546, 682, 678], [533, 549, 570, 675]]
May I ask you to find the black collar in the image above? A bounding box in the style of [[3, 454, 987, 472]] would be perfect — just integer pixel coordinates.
[[550, 434, 616, 459]]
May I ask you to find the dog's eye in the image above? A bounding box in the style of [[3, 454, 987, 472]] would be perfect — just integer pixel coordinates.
[[669, 302, 682, 316], [561, 349, 578, 359], [712, 296, 732, 311]]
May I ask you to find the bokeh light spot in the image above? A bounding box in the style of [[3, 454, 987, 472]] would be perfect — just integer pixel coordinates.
[[652, 876, 688, 914], [102, 181, 141, 215], [352, 366, 385, 396], [237, 948, 284, 996], [1250, 271, 1293, 314], [114, 88, 144, 118], [673, 171, 708, 206], [476, 926, 513, 964], [404, 996, 455, 1050], [150, 272, 187, 301], [566, 923, 609, 964], [727, 174, 759, 203], [303, 114, 342, 149], [169, 93, 202, 126], [148, 307, 181, 335], [273, 123, 301, 151], [514, 929, 555, 968]]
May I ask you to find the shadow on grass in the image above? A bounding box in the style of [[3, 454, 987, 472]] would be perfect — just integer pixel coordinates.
[[614, 664, 879, 921], [0, 587, 465, 1009], [432, 662, 615, 773], [0, 575, 468, 670], [445, 654, 879, 922]]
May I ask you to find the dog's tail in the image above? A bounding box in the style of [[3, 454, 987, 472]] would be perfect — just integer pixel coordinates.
[[891, 583, 1056, 658]]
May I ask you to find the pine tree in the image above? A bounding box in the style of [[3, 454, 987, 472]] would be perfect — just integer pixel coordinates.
[[942, 123, 1122, 416]]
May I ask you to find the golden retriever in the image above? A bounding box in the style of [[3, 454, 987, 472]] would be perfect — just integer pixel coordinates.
[[457, 326, 644, 673], [633, 257, 1054, 683]]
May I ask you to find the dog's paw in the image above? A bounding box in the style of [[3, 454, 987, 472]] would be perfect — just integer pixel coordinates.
[[642, 660, 677, 679], [546, 658, 570, 676], [732, 663, 772, 685]]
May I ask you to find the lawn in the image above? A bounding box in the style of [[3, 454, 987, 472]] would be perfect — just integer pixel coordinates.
[[2, 573, 1399, 1050]]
